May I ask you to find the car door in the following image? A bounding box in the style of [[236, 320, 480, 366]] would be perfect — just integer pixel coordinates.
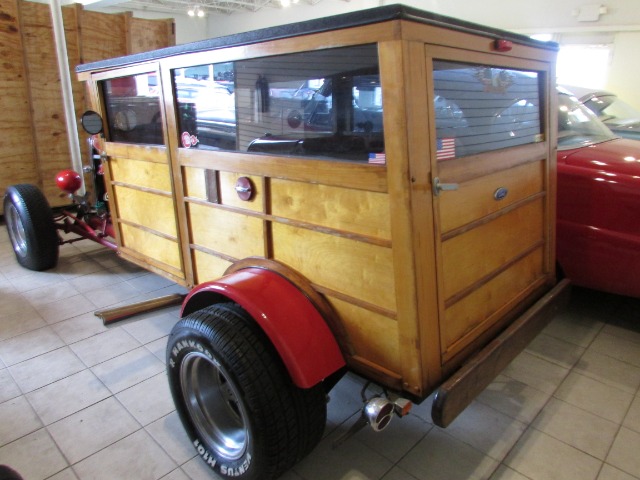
[[90, 65, 186, 284], [425, 47, 556, 371]]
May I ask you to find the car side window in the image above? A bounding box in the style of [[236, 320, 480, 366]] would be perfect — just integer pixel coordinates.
[[433, 60, 543, 160], [173, 44, 385, 163], [101, 73, 163, 145]]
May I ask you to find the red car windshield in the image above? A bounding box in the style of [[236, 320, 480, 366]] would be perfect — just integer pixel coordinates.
[[558, 92, 616, 150]]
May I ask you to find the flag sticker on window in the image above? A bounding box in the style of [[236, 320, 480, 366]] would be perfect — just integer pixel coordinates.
[[368, 153, 386, 165], [436, 138, 456, 160]]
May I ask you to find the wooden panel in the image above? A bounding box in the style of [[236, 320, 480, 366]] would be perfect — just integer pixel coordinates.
[[440, 160, 544, 234], [183, 167, 207, 200], [80, 10, 127, 63], [109, 158, 172, 192], [188, 203, 265, 259], [328, 296, 401, 374], [126, 15, 175, 54], [219, 171, 263, 213], [107, 143, 168, 164], [272, 223, 396, 312], [114, 186, 177, 237], [120, 223, 181, 269], [179, 148, 388, 193], [442, 198, 544, 300], [0, 0, 38, 204], [21, 2, 74, 206], [442, 248, 544, 357], [271, 179, 391, 240], [193, 250, 232, 284]]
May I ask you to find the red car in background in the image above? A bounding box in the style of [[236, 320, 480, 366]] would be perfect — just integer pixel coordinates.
[[556, 88, 640, 298]]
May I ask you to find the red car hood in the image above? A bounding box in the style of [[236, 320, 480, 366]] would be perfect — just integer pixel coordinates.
[[559, 138, 640, 175]]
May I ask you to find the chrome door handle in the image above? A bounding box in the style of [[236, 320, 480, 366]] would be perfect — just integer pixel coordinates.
[[433, 177, 459, 196]]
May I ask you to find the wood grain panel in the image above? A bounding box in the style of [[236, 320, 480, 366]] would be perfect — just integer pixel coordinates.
[[440, 161, 544, 234], [189, 203, 265, 259], [183, 167, 207, 200], [126, 15, 175, 54], [107, 143, 167, 163], [80, 11, 126, 63], [179, 148, 387, 193], [271, 179, 391, 240], [119, 223, 181, 269], [193, 250, 232, 284], [109, 158, 172, 192], [272, 223, 396, 312], [114, 186, 177, 237], [328, 295, 401, 375], [442, 248, 544, 357], [442, 198, 544, 300]]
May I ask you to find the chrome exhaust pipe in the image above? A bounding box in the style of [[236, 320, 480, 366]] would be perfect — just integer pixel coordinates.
[[364, 397, 395, 432]]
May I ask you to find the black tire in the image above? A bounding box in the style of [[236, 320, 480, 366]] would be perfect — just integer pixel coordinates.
[[166, 302, 327, 480], [3, 184, 59, 271]]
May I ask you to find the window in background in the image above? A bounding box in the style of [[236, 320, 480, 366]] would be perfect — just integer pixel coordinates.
[[556, 44, 611, 89]]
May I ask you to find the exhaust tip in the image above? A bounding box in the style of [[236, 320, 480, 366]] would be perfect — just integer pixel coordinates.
[[364, 397, 394, 432]]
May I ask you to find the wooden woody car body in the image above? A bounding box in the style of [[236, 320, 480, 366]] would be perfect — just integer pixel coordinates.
[[7, 4, 568, 478]]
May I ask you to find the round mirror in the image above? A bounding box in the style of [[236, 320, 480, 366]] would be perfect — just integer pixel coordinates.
[[81, 110, 104, 135]]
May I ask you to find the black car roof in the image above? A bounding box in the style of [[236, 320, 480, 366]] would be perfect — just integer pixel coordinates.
[[76, 3, 557, 73]]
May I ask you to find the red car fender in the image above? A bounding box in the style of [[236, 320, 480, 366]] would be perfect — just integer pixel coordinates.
[[181, 267, 346, 389]]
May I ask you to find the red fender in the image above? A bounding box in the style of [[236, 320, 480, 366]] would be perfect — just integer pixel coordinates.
[[181, 267, 345, 389]]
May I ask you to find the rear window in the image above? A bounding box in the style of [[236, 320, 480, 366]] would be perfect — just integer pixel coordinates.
[[433, 61, 543, 160], [173, 44, 384, 163]]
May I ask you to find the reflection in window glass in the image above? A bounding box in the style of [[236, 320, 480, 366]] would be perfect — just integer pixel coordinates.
[[173, 44, 384, 163], [433, 61, 542, 160], [102, 73, 163, 145]]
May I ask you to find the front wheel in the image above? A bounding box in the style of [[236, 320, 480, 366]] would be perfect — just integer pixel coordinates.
[[166, 303, 327, 480], [3, 184, 59, 271]]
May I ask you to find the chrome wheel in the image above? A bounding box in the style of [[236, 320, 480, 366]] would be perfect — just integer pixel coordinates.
[[180, 351, 249, 460], [6, 203, 27, 258]]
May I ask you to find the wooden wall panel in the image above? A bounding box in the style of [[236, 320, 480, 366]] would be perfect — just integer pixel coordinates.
[[20, 2, 82, 206], [126, 14, 175, 54], [0, 0, 38, 192], [80, 10, 127, 64], [0, 1, 175, 213]]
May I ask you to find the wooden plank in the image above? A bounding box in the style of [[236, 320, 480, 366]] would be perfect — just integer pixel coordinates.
[[440, 161, 544, 234], [109, 157, 172, 192], [0, 0, 38, 204], [188, 203, 265, 259], [127, 15, 175, 54], [80, 10, 127, 64], [113, 186, 177, 237], [272, 223, 396, 312], [119, 223, 182, 270], [271, 179, 391, 240], [441, 247, 544, 358], [442, 198, 544, 300], [192, 250, 232, 284], [431, 279, 571, 427], [179, 149, 388, 193], [327, 295, 401, 375]]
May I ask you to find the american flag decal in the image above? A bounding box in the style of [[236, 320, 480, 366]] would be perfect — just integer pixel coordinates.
[[368, 152, 386, 165], [436, 138, 456, 160]]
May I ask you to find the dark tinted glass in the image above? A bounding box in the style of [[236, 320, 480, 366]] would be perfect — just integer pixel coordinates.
[[102, 73, 163, 145]]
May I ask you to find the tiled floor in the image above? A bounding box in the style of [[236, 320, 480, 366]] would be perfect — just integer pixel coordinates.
[[0, 225, 639, 480]]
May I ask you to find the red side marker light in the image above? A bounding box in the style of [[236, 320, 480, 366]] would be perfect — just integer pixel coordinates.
[[494, 39, 513, 52]]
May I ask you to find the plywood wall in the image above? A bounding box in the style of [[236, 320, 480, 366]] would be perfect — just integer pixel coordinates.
[[0, 0, 39, 191], [0, 0, 175, 211]]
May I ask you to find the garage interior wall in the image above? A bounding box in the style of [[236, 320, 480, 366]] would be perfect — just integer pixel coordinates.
[[0, 0, 175, 211], [104, 0, 640, 110]]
